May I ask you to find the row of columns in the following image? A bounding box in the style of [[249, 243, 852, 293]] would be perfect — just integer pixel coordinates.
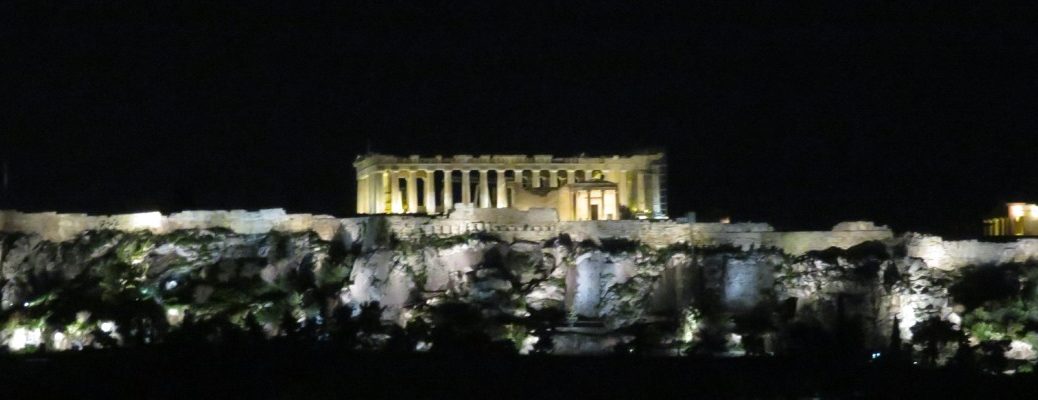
[[357, 168, 659, 215]]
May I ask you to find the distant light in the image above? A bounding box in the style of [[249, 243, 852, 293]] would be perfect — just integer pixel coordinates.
[[871, 352, 881, 359], [8, 327, 42, 351], [100, 321, 116, 333], [129, 212, 163, 230], [164, 280, 178, 290], [52, 331, 68, 350], [166, 307, 185, 326], [1010, 204, 1026, 219]]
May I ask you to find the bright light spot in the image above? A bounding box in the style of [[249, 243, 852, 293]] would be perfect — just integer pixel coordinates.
[[100, 321, 116, 333], [899, 306, 918, 341], [166, 307, 185, 326], [519, 336, 540, 355], [8, 327, 42, 351], [1010, 204, 1026, 219], [679, 309, 700, 342], [51, 331, 70, 351], [871, 352, 881, 359], [129, 212, 163, 230], [164, 280, 178, 290]]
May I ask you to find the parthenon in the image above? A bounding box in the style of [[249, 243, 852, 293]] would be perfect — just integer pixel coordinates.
[[353, 153, 667, 220]]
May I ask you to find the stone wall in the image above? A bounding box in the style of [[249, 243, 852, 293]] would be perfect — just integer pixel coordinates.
[[690, 222, 774, 249], [561, 220, 691, 247], [0, 209, 341, 242], [905, 233, 1038, 271], [763, 222, 894, 255], [688, 221, 893, 255], [0, 208, 897, 257]]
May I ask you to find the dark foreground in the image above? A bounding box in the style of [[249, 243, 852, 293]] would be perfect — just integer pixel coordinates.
[[1, 344, 1036, 399]]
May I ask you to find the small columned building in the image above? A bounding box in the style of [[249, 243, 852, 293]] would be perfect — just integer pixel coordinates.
[[984, 202, 1038, 236], [352, 153, 667, 220]]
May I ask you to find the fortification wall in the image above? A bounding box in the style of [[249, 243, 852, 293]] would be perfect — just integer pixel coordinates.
[[561, 220, 691, 247], [0, 209, 341, 242], [0, 208, 894, 256], [688, 221, 893, 255], [689, 222, 774, 249], [764, 222, 893, 255], [905, 234, 1038, 271]]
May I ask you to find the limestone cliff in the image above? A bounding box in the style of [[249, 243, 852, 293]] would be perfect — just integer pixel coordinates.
[[1, 224, 1038, 374]]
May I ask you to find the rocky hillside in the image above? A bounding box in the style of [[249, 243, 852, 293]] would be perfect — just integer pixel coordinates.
[[1, 228, 1037, 373]]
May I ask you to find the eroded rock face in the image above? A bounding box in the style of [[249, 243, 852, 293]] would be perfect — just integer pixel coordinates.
[[340, 250, 416, 322], [0, 227, 1036, 371]]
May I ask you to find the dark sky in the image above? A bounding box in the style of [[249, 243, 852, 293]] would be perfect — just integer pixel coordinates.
[[4, 2, 1037, 237]]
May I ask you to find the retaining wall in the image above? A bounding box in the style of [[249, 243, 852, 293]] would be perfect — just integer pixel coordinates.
[[0, 209, 895, 256]]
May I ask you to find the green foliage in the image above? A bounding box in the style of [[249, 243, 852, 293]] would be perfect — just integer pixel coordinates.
[[969, 320, 1003, 341], [951, 262, 1038, 372], [114, 234, 155, 265], [316, 262, 352, 289], [501, 323, 529, 351]]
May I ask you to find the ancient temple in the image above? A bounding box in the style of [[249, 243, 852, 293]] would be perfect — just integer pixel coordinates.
[[352, 153, 667, 220], [984, 202, 1038, 236]]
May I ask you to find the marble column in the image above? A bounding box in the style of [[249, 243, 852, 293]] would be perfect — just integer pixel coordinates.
[[424, 170, 437, 214], [585, 169, 595, 182], [617, 170, 629, 207], [374, 171, 386, 213], [461, 170, 472, 205], [566, 170, 575, 185], [512, 169, 521, 204], [650, 172, 662, 217], [548, 170, 558, 188], [636, 170, 646, 211], [532, 169, 541, 188], [604, 189, 618, 220], [442, 170, 453, 211], [390, 170, 403, 213], [366, 174, 376, 214], [367, 173, 375, 213], [496, 170, 508, 208], [407, 170, 418, 213], [356, 175, 366, 214], [479, 170, 491, 208]]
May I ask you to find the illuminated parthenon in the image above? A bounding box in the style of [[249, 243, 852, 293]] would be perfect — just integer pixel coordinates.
[[353, 153, 667, 220]]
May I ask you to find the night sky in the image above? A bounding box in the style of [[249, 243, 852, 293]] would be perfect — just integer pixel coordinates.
[[5, 3, 1037, 237]]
